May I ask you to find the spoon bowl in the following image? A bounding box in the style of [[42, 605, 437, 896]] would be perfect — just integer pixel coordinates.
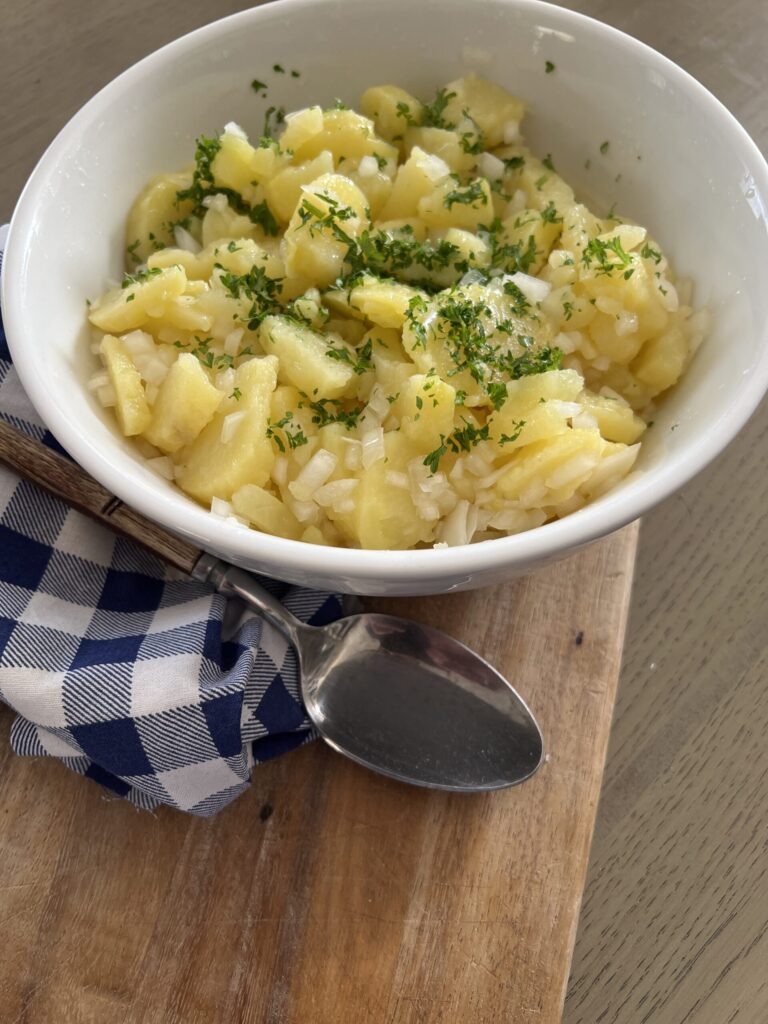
[[199, 556, 544, 791]]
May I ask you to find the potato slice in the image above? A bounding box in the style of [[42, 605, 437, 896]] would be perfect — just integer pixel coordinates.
[[442, 74, 526, 148], [283, 173, 370, 288], [359, 85, 424, 142], [99, 335, 151, 436], [332, 432, 436, 550], [125, 172, 194, 264], [144, 353, 223, 453], [403, 127, 475, 174], [88, 265, 187, 334], [174, 356, 278, 502], [579, 392, 647, 444], [284, 108, 397, 165], [418, 177, 493, 231], [264, 151, 335, 223], [260, 315, 355, 398], [210, 129, 285, 201], [393, 372, 456, 447], [325, 275, 425, 329], [379, 147, 451, 221], [231, 484, 302, 539]]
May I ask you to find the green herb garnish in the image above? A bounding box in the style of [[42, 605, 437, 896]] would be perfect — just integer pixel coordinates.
[[499, 419, 527, 444]]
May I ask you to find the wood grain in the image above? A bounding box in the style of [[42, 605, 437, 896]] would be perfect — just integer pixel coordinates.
[[0, 525, 638, 1024], [0, 421, 202, 574]]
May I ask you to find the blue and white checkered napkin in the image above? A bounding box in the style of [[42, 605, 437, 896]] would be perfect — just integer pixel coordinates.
[[0, 232, 343, 815]]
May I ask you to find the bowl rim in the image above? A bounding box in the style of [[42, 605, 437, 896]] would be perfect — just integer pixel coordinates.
[[4, 0, 768, 584]]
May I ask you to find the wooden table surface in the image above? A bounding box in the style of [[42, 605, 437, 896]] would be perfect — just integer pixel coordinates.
[[2, 1, 768, 1022]]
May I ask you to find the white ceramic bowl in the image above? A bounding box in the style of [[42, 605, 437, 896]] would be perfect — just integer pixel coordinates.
[[4, 0, 768, 595]]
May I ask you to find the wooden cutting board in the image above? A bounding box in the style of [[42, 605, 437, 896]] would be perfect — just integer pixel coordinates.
[[0, 523, 638, 1024]]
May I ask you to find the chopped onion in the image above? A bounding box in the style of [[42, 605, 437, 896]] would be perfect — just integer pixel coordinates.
[[519, 479, 548, 507], [503, 272, 551, 304], [488, 507, 529, 531], [506, 189, 527, 215], [341, 437, 362, 470], [224, 328, 244, 356], [476, 152, 505, 181], [221, 411, 246, 444], [223, 120, 248, 140], [87, 371, 110, 391], [546, 453, 600, 490], [272, 455, 289, 487], [289, 498, 319, 523], [449, 459, 465, 483], [438, 500, 470, 546], [419, 501, 441, 521], [202, 193, 229, 212], [554, 331, 577, 355], [141, 357, 170, 386], [288, 448, 338, 501], [215, 367, 236, 394], [96, 385, 116, 407], [144, 384, 158, 405], [465, 446, 493, 476], [407, 457, 432, 487], [595, 295, 622, 316], [174, 224, 201, 254], [314, 478, 359, 510], [417, 470, 449, 495], [583, 444, 640, 497], [363, 384, 391, 424], [572, 411, 599, 431], [145, 456, 174, 480], [503, 120, 521, 144], [615, 311, 639, 337], [357, 155, 379, 178], [459, 268, 487, 287], [420, 152, 451, 182], [385, 470, 409, 490], [577, 336, 598, 359], [210, 497, 232, 518], [121, 330, 155, 356], [657, 279, 679, 311], [361, 426, 385, 468], [548, 249, 573, 270], [477, 463, 514, 489]]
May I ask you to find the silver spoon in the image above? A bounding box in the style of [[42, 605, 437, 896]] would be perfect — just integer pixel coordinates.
[[0, 420, 544, 793], [195, 553, 544, 791]]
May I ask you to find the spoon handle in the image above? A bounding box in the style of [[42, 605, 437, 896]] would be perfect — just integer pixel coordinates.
[[193, 552, 306, 647], [0, 420, 202, 574]]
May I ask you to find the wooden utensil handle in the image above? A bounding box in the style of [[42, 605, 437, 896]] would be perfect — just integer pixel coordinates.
[[0, 420, 202, 575]]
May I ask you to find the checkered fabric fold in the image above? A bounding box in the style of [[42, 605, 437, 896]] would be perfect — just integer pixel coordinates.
[[0, 232, 342, 815]]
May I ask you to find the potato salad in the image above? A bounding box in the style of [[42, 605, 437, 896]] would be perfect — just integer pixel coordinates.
[[86, 75, 706, 549]]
